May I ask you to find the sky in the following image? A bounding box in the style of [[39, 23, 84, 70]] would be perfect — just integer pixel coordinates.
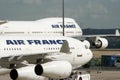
[[0, 0, 120, 29]]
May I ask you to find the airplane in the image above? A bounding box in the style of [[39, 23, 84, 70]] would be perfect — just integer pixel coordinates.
[[0, 17, 119, 49], [0, 18, 82, 37], [0, 35, 93, 80]]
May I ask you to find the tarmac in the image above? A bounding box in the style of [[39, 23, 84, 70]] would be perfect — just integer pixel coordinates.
[[92, 49, 120, 58], [80, 67, 120, 80], [0, 68, 120, 80]]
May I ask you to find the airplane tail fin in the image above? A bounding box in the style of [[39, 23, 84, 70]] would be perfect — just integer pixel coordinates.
[[60, 40, 70, 53], [115, 29, 120, 36]]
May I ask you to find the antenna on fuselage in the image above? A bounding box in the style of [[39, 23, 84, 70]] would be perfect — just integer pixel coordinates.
[[62, 0, 65, 36]]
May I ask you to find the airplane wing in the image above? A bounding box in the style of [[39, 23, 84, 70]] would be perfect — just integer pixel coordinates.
[[0, 40, 72, 80], [0, 51, 60, 79], [74, 29, 120, 49], [0, 40, 69, 68], [0, 51, 52, 68]]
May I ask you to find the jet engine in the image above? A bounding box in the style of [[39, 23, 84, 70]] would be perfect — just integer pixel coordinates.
[[82, 40, 90, 49], [10, 65, 47, 80], [35, 61, 72, 79], [94, 37, 108, 49], [0, 68, 11, 75]]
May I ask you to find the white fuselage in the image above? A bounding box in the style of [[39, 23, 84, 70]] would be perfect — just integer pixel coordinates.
[[0, 35, 92, 69], [0, 18, 82, 37]]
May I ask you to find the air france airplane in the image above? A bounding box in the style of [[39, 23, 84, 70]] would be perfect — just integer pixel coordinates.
[[1, 17, 119, 49], [0, 35, 92, 80], [0, 17, 82, 37]]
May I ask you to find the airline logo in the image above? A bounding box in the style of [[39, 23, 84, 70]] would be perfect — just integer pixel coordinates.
[[6, 40, 65, 45], [52, 24, 76, 28]]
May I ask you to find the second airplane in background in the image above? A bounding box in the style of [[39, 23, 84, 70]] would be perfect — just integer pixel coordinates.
[[0, 17, 82, 37], [0, 17, 119, 49]]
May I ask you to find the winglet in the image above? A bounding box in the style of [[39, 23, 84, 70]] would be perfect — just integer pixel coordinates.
[[115, 29, 120, 36], [60, 40, 70, 53]]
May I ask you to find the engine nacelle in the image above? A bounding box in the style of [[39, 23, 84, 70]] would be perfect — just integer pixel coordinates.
[[35, 61, 72, 79], [94, 37, 108, 49], [10, 65, 47, 80], [82, 40, 90, 49], [0, 68, 11, 75]]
